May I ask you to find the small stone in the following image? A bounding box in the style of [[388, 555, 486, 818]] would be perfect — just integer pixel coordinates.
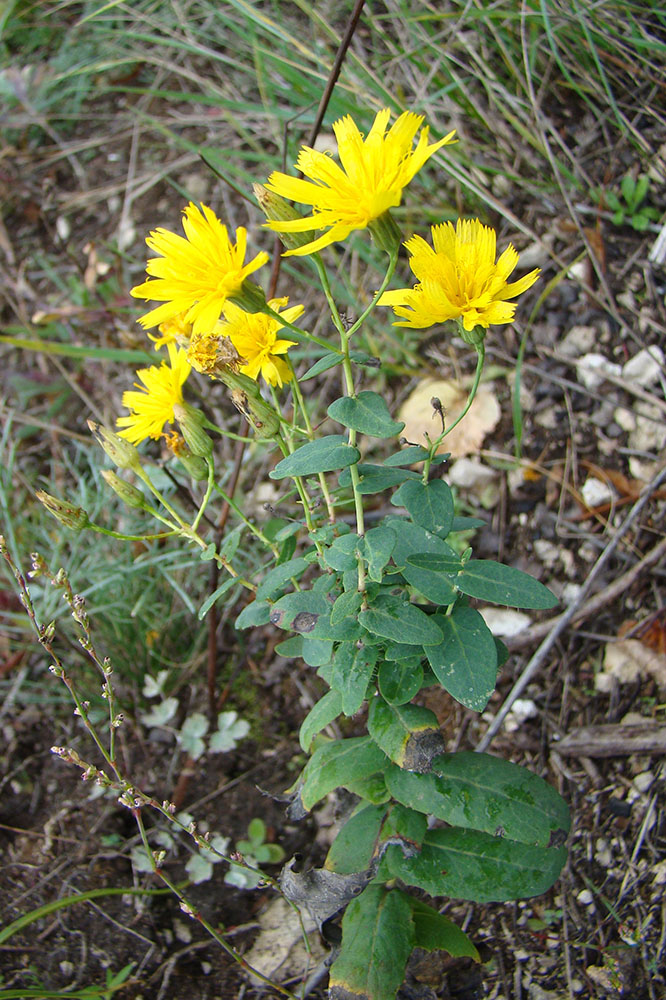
[[559, 325, 597, 358], [581, 477, 614, 507], [622, 346, 664, 387], [614, 406, 636, 432], [59, 961, 75, 976], [174, 918, 193, 943], [576, 352, 622, 391], [577, 889, 594, 905], [633, 771, 654, 793]]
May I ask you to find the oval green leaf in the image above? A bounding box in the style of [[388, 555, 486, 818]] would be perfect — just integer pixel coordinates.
[[328, 391, 404, 439], [270, 435, 360, 479]]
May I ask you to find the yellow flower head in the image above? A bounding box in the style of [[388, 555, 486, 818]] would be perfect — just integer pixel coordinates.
[[218, 297, 301, 388], [117, 343, 191, 444], [130, 203, 269, 334], [265, 108, 456, 257], [149, 311, 193, 350], [379, 219, 540, 331]]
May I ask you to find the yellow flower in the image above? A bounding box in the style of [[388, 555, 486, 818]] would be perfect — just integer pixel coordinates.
[[130, 203, 269, 334], [264, 108, 456, 256], [379, 219, 540, 331], [149, 311, 193, 350], [117, 343, 191, 444], [218, 297, 301, 388]]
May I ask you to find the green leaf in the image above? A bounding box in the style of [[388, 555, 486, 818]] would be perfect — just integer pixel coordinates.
[[386, 751, 570, 848], [328, 391, 404, 438], [401, 555, 459, 606], [455, 560, 557, 609], [345, 771, 391, 805], [198, 578, 238, 619], [323, 532, 361, 571], [331, 590, 363, 625], [330, 642, 379, 716], [425, 606, 498, 711], [235, 600, 271, 629], [386, 827, 568, 902], [299, 690, 343, 752], [368, 697, 444, 772], [339, 464, 420, 494], [383, 517, 459, 571], [269, 590, 329, 632], [300, 737, 388, 811], [325, 804, 387, 874], [363, 526, 396, 582], [255, 556, 310, 601], [360, 598, 443, 646], [270, 435, 360, 479], [329, 885, 415, 1000], [383, 445, 431, 467], [620, 173, 636, 206], [300, 637, 334, 667], [301, 351, 344, 380], [408, 898, 480, 960], [377, 658, 424, 705], [634, 174, 649, 206], [391, 479, 454, 536]]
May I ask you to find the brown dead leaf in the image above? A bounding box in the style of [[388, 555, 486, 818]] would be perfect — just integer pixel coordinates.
[[398, 379, 500, 459]]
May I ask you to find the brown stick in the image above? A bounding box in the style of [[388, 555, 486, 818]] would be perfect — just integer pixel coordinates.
[[554, 723, 666, 757]]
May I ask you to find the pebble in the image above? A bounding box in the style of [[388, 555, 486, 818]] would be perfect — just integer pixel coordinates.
[[622, 346, 664, 386], [577, 889, 594, 905], [575, 352, 622, 390], [633, 771, 654, 793]]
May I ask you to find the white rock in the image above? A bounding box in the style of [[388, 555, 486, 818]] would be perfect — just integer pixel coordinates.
[[633, 771, 654, 793], [480, 607, 531, 637], [614, 406, 636, 432], [174, 918, 193, 943], [560, 325, 597, 358], [581, 477, 614, 507], [576, 353, 622, 391], [447, 458, 498, 489], [622, 346, 664, 386], [577, 889, 594, 905]]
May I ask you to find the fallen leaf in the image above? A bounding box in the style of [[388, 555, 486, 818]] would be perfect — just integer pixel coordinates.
[[596, 638, 666, 692]]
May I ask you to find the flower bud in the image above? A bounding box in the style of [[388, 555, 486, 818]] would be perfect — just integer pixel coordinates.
[[101, 470, 147, 510], [36, 491, 90, 531], [88, 421, 141, 471], [177, 450, 209, 481], [368, 210, 402, 256], [228, 279, 268, 315], [457, 322, 486, 348], [230, 388, 281, 439], [173, 403, 214, 459], [253, 183, 316, 252]]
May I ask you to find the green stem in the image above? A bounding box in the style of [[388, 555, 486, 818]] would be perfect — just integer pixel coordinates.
[[191, 457, 215, 533], [424, 344, 486, 479], [287, 358, 336, 524], [211, 481, 279, 554], [263, 304, 341, 355], [89, 525, 177, 541]]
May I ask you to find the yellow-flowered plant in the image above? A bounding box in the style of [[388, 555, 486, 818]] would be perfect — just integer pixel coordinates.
[[39, 107, 569, 1000]]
